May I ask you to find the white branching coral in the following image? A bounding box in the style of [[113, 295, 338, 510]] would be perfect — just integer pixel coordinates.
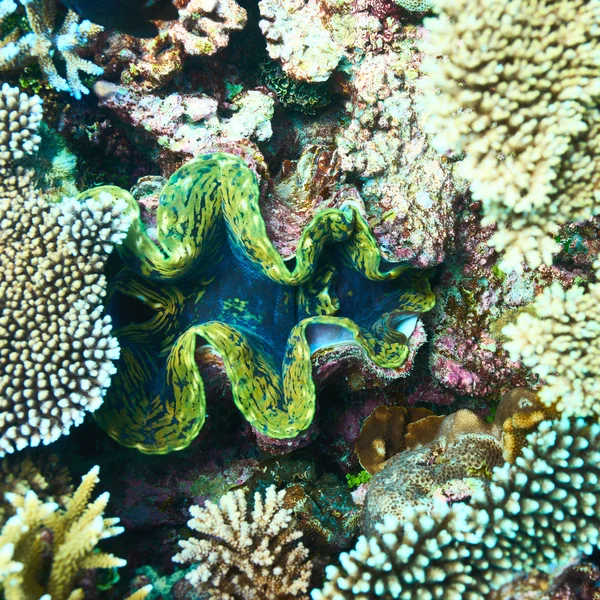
[[0, 83, 42, 196], [0, 188, 131, 455], [173, 485, 313, 599], [419, 0, 600, 272], [503, 275, 600, 418], [0, 465, 126, 600], [313, 417, 600, 599], [0, 83, 42, 164], [0, 0, 104, 98]]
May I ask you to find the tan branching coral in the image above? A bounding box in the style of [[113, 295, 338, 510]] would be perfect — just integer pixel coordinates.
[[0, 83, 42, 198], [173, 485, 313, 599], [0, 0, 104, 98], [0, 452, 72, 523], [0, 187, 131, 455], [0, 466, 126, 600], [502, 275, 600, 418], [420, 0, 600, 271]]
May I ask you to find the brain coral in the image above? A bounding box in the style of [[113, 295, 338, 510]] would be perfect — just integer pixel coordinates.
[[420, 0, 600, 271], [362, 429, 503, 536], [91, 152, 434, 454], [313, 417, 600, 598]]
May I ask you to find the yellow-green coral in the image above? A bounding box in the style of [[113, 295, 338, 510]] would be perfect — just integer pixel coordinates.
[[0, 466, 125, 600], [92, 152, 434, 454]]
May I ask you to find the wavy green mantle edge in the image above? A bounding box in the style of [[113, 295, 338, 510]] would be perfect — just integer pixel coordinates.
[[86, 152, 435, 454]]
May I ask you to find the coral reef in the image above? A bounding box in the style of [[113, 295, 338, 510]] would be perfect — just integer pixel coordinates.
[[503, 267, 600, 418], [173, 485, 312, 598], [361, 424, 502, 536], [0, 90, 131, 455], [0, 0, 104, 98], [0, 465, 126, 600], [314, 417, 600, 598], [420, 0, 600, 271], [92, 151, 434, 454], [259, 0, 343, 82], [94, 82, 275, 160], [0, 451, 72, 523], [336, 34, 466, 268]]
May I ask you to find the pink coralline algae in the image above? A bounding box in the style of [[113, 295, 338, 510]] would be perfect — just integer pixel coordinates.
[[96, 0, 246, 91], [93, 82, 274, 165], [337, 31, 467, 268], [429, 200, 591, 399]]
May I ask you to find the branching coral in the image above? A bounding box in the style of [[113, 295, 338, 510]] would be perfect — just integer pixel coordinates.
[[0, 465, 126, 600], [91, 151, 434, 454], [0, 0, 104, 98], [0, 89, 131, 455], [419, 0, 600, 271], [173, 485, 312, 599], [0, 452, 72, 523], [503, 273, 600, 418], [313, 417, 600, 598]]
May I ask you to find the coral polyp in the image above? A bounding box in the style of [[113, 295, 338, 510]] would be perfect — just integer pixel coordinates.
[[93, 152, 434, 454]]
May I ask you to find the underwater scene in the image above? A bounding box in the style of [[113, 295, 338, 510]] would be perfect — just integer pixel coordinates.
[[0, 0, 599, 598]]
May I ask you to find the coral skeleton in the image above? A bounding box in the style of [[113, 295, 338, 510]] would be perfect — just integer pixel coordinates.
[[173, 485, 313, 598], [0, 0, 104, 98], [0, 465, 126, 600], [420, 0, 600, 271]]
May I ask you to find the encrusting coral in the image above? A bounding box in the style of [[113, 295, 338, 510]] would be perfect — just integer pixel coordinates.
[[0, 465, 126, 600], [173, 485, 312, 599], [0, 0, 104, 98], [92, 151, 434, 454], [313, 416, 600, 598], [502, 264, 600, 419], [419, 0, 600, 271], [0, 86, 132, 455]]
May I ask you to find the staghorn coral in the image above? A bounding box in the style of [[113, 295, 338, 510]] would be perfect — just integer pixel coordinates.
[[0, 94, 131, 454], [0, 465, 126, 600], [0, 0, 104, 99], [313, 417, 600, 598], [173, 485, 312, 599], [0, 452, 72, 524], [419, 0, 600, 271], [503, 273, 600, 419], [91, 152, 434, 454]]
